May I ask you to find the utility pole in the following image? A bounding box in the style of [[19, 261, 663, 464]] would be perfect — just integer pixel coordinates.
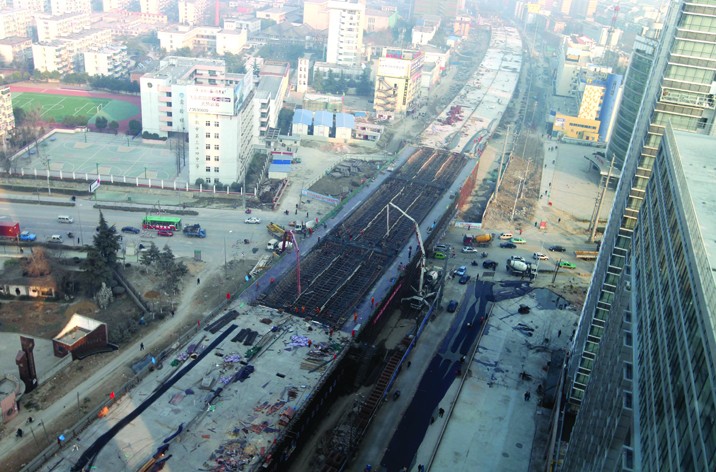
[[551, 258, 562, 284], [496, 124, 511, 196], [589, 153, 616, 243], [519, 158, 531, 199]]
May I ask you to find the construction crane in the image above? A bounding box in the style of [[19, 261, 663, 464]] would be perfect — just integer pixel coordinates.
[[386, 202, 432, 304], [608, 2, 621, 34]]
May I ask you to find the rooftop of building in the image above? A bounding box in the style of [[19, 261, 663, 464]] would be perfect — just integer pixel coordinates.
[[313, 109, 333, 127], [258, 21, 324, 39], [35, 11, 89, 20], [292, 108, 313, 126], [260, 61, 290, 77], [334, 112, 355, 128], [256, 75, 283, 100], [0, 36, 32, 45], [366, 8, 394, 17], [671, 130, 716, 282], [144, 56, 226, 82], [159, 24, 222, 34]]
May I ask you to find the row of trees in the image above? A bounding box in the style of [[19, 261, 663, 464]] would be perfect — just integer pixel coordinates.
[[139, 243, 188, 294], [59, 73, 140, 94], [312, 68, 373, 96]]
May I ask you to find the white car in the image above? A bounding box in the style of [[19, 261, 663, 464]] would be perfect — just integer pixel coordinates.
[[244, 217, 261, 224], [533, 252, 549, 261], [462, 246, 478, 253]]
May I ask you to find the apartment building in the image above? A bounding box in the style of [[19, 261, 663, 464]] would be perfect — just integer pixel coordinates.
[[365, 8, 396, 32], [296, 54, 310, 94], [0, 86, 15, 150], [223, 16, 262, 34], [560, 4, 716, 469], [178, 0, 208, 26], [0, 8, 33, 39], [302, 0, 329, 30], [412, 0, 464, 19], [32, 29, 114, 74], [11, 0, 45, 13], [83, 45, 129, 77], [157, 25, 247, 55], [0, 36, 32, 65], [326, 0, 365, 67], [140, 0, 170, 15], [373, 48, 423, 118], [140, 56, 255, 186], [48, 0, 91, 15], [35, 12, 91, 43], [101, 0, 133, 12]]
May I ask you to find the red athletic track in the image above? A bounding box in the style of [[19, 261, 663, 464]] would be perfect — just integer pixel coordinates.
[[9, 84, 141, 133]]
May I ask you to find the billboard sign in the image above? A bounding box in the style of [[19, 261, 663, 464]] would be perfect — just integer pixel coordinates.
[[89, 179, 101, 193], [187, 85, 237, 116]]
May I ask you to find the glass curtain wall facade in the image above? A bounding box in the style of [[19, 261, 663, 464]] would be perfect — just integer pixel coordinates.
[[568, 0, 716, 408]]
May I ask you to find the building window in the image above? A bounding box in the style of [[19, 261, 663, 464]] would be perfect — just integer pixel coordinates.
[[205, 144, 210, 149], [214, 144, 219, 150], [206, 155, 211, 161], [206, 132, 211, 138], [624, 362, 633, 380], [214, 167, 219, 172], [205, 166, 211, 172], [214, 133, 219, 139], [624, 331, 633, 347], [205, 121, 211, 126], [214, 121, 220, 127], [205, 177, 211, 183], [214, 156, 219, 161]]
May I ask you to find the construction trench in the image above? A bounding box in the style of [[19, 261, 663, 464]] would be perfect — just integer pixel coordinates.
[[259, 147, 467, 329]]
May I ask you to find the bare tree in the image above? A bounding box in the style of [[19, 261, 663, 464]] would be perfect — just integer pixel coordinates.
[[24, 247, 51, 277]]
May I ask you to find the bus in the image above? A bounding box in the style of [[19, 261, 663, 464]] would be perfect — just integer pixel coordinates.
[[142, 215, 182, 231]]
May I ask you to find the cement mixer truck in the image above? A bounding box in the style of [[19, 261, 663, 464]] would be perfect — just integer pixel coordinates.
[[506, 258, 537, 278]]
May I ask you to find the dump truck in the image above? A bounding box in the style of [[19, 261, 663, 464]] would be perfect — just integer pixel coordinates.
[[0, 221, 20, 239], [463, 233, 492, 247], [506, 258, 537, 278], [574, 251, 599, 260], [182, 224, 207, 238], [267, 222, 286, 238]]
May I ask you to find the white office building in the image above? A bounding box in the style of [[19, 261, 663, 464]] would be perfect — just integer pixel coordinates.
[[140, 56, 255, 187]]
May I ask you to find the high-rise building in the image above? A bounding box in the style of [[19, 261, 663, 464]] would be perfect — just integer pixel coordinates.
[[326, 0, 365, 67], [303, 0, 329, 30], [563, 0, 716, 468], [606, 35, 659, 170], [140, 57, 255, 187], [0, 8, 33, 39], [412, 0, 464, 19], [0, 86, 15, 150], [563, 123, 716, 470]]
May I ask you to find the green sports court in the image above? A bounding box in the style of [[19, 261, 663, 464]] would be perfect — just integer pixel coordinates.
[[11, 91, 139, 125]]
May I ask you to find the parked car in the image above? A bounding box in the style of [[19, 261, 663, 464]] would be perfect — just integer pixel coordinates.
[[482, 260, 498, 270], [510, 237, 527, 244], [499, 232, 513, 240], [19, 231, 36, 241], [559, 260, 577, 269], [533, 252, 549, 260], [245, 217, 261, 224], [459, 274, 471, 284], [434, 251, 447, 260], [121, 226, 141, 234], [462, 246, 479, 253], [157, 230, 174, 237], [434, 244, 450, 252], [447, 300, 458, 313], [455, 266, 467, 277], [548, 245, 566, 252], [500, 242, 517, 249]]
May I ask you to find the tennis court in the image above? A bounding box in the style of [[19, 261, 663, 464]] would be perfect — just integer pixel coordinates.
[[11, 91, 140, 127]]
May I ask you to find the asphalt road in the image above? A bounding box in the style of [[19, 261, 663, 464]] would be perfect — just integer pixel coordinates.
[[380, 280, 493, 471], [0, 198, 318, 263]]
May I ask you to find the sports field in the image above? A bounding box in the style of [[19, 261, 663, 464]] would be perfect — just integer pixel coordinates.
[[10, 88, 141, 129]]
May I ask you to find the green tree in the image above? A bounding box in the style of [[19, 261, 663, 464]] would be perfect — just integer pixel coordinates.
[[82, 246, 114, 292], [277, 108, 294, 135], [108, 120, 119, 133], [156, 244, 175, 274], [140, 242, 161, 267], [13, 107, 26, 126], [94, 212, 122, 266], [312, 70, 324, 91], [128, 119, 142, 136], [95, 116, 108, 131]]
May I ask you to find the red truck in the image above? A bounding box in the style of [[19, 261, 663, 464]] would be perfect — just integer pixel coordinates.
[[0, 221, 20, 238]]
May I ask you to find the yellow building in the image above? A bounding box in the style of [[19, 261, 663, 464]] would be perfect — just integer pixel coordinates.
[[0, 86, 15, 149], [552, 113, 600, 141], [374, 48, 424, 119]]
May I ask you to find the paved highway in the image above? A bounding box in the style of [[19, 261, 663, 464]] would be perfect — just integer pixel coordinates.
[[0, 199, 312, 263]]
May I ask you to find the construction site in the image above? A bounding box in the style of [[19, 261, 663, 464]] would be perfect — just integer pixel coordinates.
[[261, 147, 468, 330]]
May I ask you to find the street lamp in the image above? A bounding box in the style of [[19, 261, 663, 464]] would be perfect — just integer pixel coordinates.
[[76, 203, 83, 245], [223, 230, 233, 278], [46, 157, 51, 195]]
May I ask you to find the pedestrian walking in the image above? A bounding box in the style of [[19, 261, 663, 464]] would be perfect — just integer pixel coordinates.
[[439, 407, 445, 417], [558, 218, 561, 223], [171, 310, 175, 317], [430, 416, 435, 425], [558, 330, 562, 337], [418, 465, 425, 472], [140, 343, 144, 351], [524, 391, 531, 401], [197, 277, 201, 285], [407, 361, 411, 368], [306, 211, 309, 218], [77, 237, 80, 244]]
